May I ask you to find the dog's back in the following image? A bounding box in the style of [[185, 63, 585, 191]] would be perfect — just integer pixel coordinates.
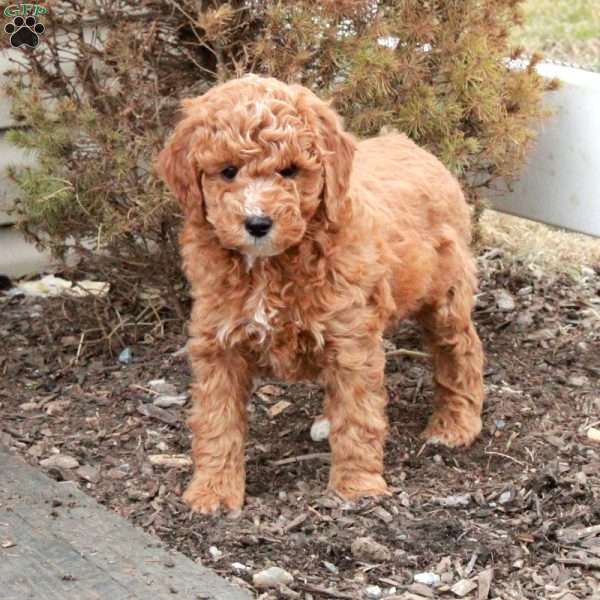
[[351, 133, 471, 245]]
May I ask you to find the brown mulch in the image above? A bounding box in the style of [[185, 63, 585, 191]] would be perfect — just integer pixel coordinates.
[[1, 250, 599, 600]]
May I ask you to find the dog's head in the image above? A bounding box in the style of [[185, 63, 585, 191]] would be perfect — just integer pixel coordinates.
[[157, 76, 356, 259]]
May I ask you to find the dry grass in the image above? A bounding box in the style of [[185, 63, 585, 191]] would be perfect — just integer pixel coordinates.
[[479, 210, 600, 278], [513, 0, 600, 70]]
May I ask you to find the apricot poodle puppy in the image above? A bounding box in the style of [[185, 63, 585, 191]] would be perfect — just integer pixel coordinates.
[[158, 75, 484, 514]]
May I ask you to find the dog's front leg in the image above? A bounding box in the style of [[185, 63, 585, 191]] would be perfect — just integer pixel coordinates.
[[183, 337, 251, 514], [321, 330, 390, 500]]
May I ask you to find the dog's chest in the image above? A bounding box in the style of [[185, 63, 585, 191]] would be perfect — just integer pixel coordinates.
[[243, 285, 278, 344], [219, 280, 325, 380]]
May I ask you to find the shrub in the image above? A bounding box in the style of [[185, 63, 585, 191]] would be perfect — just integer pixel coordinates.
[[4, 0, 550, 345]]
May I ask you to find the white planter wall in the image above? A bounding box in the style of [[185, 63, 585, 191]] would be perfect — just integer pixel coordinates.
[[0, 49, 29, 224], [489, 64, 600, 238]]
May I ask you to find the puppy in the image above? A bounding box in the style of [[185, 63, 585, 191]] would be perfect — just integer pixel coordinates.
[[158, 75, 484, 514]]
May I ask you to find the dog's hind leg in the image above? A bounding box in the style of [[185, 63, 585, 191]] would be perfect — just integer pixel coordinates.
[[416, 244, 484, 447]]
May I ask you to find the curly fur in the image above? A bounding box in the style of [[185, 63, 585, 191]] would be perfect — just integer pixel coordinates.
[[157, 75, 485, 513]]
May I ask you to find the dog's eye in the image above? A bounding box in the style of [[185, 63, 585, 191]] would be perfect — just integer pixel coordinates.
[[278, 164, 298, 178], [220, 166, 238, 180]]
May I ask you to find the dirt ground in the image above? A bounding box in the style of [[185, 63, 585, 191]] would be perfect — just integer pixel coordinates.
[[1, 250, 599, 600]]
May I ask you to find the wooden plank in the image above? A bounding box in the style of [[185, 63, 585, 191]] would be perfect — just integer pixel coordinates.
[[0, 447, 251, 600]]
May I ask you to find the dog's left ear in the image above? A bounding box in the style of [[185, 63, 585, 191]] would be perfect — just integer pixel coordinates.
[[156, 105, 205, 220], [295, 88, 356, 225]]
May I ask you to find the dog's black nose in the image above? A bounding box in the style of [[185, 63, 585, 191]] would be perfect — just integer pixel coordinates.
[[245, 216, 273, 238]]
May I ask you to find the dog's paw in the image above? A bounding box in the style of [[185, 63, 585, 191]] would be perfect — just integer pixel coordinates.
[[328, 470, 390, 500], [182, 476, 244, 514], [421, 411, 482, 448]]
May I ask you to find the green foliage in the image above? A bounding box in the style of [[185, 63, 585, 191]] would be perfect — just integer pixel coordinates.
[[4, 0, 549, 335]]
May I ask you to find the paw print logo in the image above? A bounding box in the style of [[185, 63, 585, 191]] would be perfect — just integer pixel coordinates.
[[5, 16, 45, 48]]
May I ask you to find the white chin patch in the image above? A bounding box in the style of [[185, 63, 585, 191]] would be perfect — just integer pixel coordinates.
[[243, 236, 280, 261]]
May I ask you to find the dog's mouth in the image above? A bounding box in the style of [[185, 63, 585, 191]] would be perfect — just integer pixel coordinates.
[[243, 233, 280, 258]]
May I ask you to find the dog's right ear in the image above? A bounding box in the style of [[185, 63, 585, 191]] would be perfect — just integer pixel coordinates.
[[156, 108, 204, 219]]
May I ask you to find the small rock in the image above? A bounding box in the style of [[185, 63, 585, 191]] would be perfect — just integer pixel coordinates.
[[1, 540, 16, 549], [398, 491, 411, 507], [76, 465, 100, 483], [310, 416, 330, 442], [494, 419, 506, 430], [498, 490, 512, 504], [148, 379, 177, 395], [587, 427, 600, 443], [40, 454, 79, 469], [451, 578, 477, 597], [515, 312, 533, 328], [351, 537, 391, 562], [581, 266, 596, 277], [20, 402, 39, 411], [118, 347, 132, 364], [153, 394, 187, 408], [231, 562, 249, 572], [322, 561, 338, 574], [253, 566, 294, 588], [365, 585, 382, 599], [208, 546, 223, 560], [45, 399, 71, 416], [436, 494, 470, 508], [568, 375, 588, 388], [413, 572, 440, 586], [494, 289, 515, 312]]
